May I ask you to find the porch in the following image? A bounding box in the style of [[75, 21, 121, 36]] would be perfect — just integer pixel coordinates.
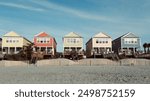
[[2, 47, 22, 54], [34, 47, 54, 55], [63, 47, 84, 59], [93, 47, 111, 55], [118, 47, 138, 56]]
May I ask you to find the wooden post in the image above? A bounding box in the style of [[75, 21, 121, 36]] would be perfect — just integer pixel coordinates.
[[14, 47, 16, 54], [46, 47, 47, 54], [8, 47, 10, 54]]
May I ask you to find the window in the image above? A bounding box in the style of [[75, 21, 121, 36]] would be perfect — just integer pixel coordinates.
[[37, 37, 51, 43], [67, 38, 79, 43], [76, 39, 80, 43], [96, 39, 98, 43], [71, 39, 73, 43], [124, 38, 138, 44], [37, 38, 39, 43], [96, 38, 110, 44], [73, 39, 76, 43], [6, 38, 20, 43], [46, 38, 50, 43], [131, 41, 134, 43]]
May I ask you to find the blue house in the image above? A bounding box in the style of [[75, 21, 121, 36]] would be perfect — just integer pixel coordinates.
[[112, 32, 141, 55]]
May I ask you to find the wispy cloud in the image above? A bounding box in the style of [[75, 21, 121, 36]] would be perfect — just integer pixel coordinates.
[[0, 2, 45, 12], [31, 0, 117, 22]]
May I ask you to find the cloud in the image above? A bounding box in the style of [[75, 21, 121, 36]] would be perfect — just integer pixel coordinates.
[[31, 0, 116, 22], [0, 2, 45, 12]]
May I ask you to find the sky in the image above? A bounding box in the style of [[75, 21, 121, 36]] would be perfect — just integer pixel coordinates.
[[0, 0, 150, 52]]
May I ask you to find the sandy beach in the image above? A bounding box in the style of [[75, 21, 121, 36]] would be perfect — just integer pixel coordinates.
[[0, 64, 150, 84]]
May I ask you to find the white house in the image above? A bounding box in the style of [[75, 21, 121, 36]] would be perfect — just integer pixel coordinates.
[[86, 32, 112, 58]]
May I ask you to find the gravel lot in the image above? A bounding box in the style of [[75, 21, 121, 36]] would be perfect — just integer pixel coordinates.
[[0, 65, 150, 84]]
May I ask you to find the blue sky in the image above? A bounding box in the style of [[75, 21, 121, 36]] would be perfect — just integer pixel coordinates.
[[0, 0, 150, 51]]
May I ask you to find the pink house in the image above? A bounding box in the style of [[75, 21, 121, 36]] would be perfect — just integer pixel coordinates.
[[33, 32, 57, 57]]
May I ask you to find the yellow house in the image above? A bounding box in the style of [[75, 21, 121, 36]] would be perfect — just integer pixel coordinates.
[[2, 31, 32, 54], [86, 32, 112, 58], [63, 32, 83, 58]]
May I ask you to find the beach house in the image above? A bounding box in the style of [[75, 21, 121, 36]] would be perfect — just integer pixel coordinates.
[[86, 32, 112, 58], [33, 32, 57, 57], [63, 32, 83, 59], [112, 32, 141, 56], [2, 31, 32, 54]]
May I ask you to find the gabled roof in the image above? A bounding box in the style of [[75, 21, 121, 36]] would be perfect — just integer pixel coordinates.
[[113, 32, 139, 42], [122, 32, 139, 38], [64, 32, 82, 38], [86, 32, 111, 45], [35, 32, 52, 37], [3, 31, 21, 37], [35, 32, 57, 44], [93, 32, 111, 38]]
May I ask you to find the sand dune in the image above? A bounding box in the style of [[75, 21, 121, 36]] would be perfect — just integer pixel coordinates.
[[0, 58, 150, 67], [0, 59, 150, 84], [0, 65, 150, 84]]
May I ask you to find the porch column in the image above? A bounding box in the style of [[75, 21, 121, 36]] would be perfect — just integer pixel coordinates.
[[14, 47, 17, 54], [93, 48, 96, 58], [8, 47, 10, 54], [99, 47, 101, 54], [52, 48, 54, 55], [105, 47, 107, 54], [98, 47, 100, 54], [127, 48, 129, 54], [52, 47, 54, 55], [46, 47, 47, 54], [39, 47, 41, 51], [1, 47, 3, 54]]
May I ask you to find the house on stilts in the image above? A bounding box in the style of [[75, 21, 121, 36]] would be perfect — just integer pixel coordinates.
[[63, 32, 84, 59], [33, 32, 57, 58]]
